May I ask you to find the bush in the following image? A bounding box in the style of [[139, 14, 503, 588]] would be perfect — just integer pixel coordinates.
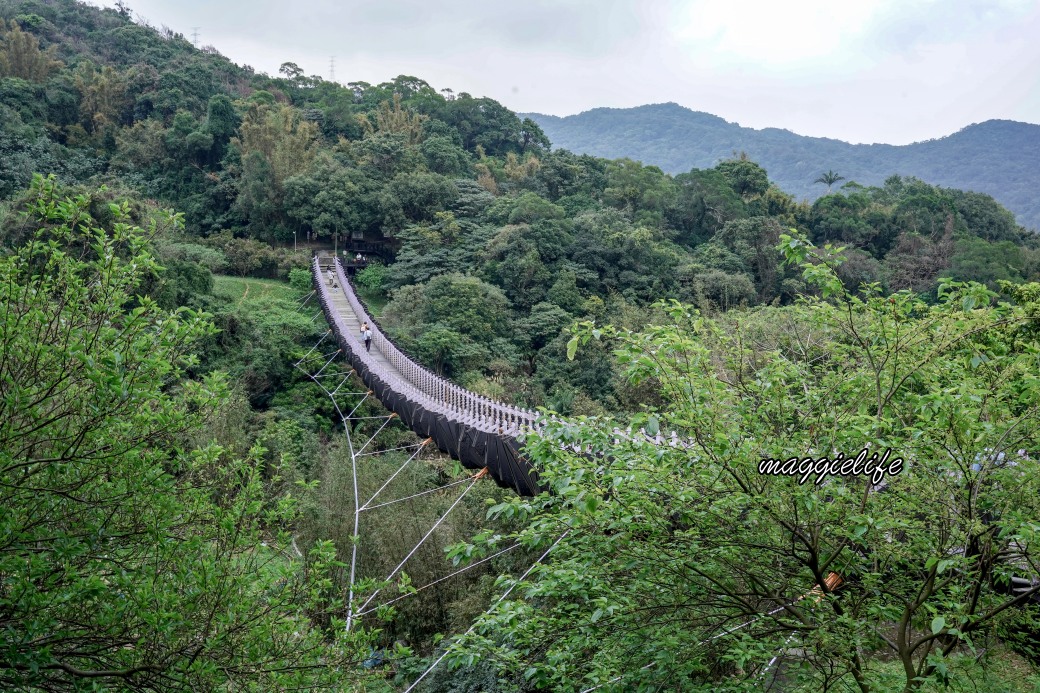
[[289, 266, 312, 291], [159, 241, 227, 272], [355, 262, 388, 293]]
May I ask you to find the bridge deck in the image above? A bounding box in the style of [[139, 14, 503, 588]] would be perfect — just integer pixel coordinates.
[[325, 277, 397, 374], [313, 257, 541, 495]]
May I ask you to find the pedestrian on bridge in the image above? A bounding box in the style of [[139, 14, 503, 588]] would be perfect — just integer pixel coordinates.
[[360, 323, 372, 353]]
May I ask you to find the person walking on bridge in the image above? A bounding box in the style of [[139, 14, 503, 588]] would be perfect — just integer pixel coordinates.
[[360, 323, 372, 353]]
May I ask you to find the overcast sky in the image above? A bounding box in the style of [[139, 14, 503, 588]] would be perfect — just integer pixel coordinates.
[[97, 0, 1040, 145]]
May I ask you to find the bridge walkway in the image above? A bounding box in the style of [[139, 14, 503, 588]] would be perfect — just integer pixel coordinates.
[[313, 256, 541, 495]]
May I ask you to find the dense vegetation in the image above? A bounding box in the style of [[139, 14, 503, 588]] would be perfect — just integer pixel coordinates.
[[0, 177, 374, 689], [2, 1, 1039, 691], [2, 0, 1038, 414], [526, 103, 1040, 230], [445, 247, 1040, 691]]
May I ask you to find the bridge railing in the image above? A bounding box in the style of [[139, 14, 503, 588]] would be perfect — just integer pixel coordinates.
[[318, 258, 539, 437], [313, 258, 440, 418]]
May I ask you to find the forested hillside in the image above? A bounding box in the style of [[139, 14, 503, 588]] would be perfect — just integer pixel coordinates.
[[2, 0, 1038, 413], [525, 103, 1040, 230], [2, 1, 1040, 691]]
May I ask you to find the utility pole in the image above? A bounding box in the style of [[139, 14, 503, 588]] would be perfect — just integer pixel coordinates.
[[190, 27, 200, 47]]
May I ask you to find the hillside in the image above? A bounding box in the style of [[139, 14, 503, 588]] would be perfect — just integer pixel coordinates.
[[524, 103, 1040, 230], [3, 2, 1040, 690]]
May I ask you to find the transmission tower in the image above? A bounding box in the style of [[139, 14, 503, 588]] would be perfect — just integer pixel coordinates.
[[329, 56, 336, 83], [190, 26, 200, 47]]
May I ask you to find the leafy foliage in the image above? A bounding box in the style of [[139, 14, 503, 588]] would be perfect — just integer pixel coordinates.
[[443, 238, 1040, 692], [3, 5, 1040, 686], [0, 177, 367, 689]]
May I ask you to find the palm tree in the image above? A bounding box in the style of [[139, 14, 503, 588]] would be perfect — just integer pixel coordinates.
[[814, 170, 846, 192]]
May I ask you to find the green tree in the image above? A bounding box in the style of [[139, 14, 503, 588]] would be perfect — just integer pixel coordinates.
[[715, 155, 769, 200], [519, 117, 551, 153], [814, 169, 846, 191], [382, 273, 514, 376], [0, 177, 368, 690], [445, 237, 1040, 692], [357, 93, 428, 145], [667, 168, 748, 245], [0, 20, 61, 82], [284, 154, 382, 241], [232, 102, 318, 234], [420, 135, 472, 176], [948, 236, 1026, 287], [73, 61, 128, 135], [203, 93, 240, 163]]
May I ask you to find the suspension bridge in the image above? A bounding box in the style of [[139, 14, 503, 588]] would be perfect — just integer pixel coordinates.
[[294, 255, 1039, 690], [305, 255, 541, 496]]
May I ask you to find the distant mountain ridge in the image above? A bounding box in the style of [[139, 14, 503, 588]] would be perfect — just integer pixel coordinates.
[[523, 103, 1040, 230]]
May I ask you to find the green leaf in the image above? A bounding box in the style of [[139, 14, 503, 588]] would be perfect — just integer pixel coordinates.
[[931, 616, 946, 634], [646, 415, 660, 436], [566, 335, 579, 361]]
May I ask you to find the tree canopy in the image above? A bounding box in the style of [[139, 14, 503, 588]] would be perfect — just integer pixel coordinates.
[[443, 238, 1040, 692], [0, 176, 369, 689]]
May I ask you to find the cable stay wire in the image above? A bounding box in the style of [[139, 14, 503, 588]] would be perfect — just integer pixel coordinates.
[[358, 439, 432, 511], [310, 369, 355, 380], [355, 469, 489, 618], [403, 530, 571, 693], [355, 542, 521, 618], [357, 440, 429, 458], [311, 349, 342, 378], [329, 375, 358, 397], [759, 631, 799, 689], [579, 663, 657, 693], [354, 414, 398, 456], [361, 474, 477, 512], [293, 330, 331, 367], [578, 574, 843, 692], [345, 392, 371, 419]]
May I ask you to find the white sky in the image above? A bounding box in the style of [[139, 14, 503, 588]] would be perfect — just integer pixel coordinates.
[[96, 0, 1040, 145]]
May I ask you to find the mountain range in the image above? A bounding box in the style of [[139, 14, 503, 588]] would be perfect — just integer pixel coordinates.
[[523, 103, 1040, 230]]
